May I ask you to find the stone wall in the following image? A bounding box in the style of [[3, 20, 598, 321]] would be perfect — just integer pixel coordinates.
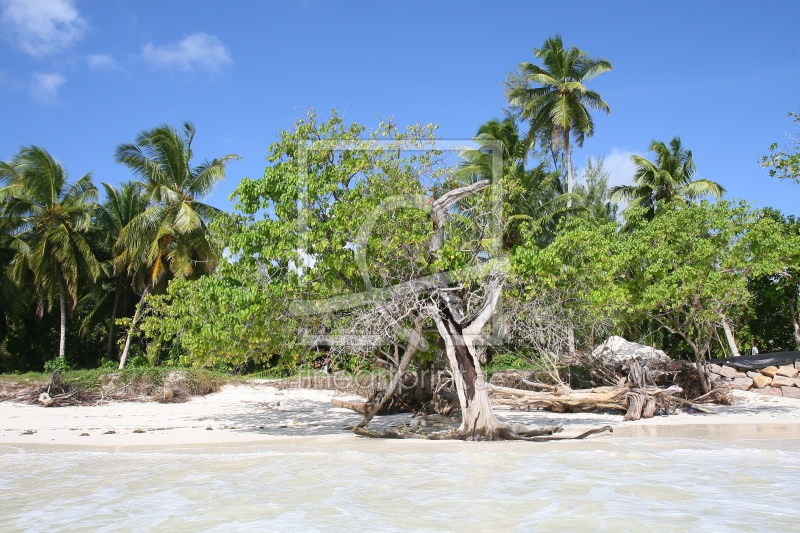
[[705, 361, 800, 398]]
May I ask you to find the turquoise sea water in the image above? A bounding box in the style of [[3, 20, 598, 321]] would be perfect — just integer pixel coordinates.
[[1, 434, 799, 532]]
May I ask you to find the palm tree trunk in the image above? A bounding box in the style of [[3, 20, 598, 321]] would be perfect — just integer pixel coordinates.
[[564, 127, 573, 208], [119, 286, 149, 369], [106, 276, 124, 358], [58, 278, 67, 359]]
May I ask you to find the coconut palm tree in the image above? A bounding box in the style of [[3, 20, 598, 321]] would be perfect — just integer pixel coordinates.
[[456, 116, 575, 249], [86, 181, 149, 357], [114, 122, 239, 368], [610, 136, 726, 220], [508, 35, 612, 207], [0, 146, 99, 359]]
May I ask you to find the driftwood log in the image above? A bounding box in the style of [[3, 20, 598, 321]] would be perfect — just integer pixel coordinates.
[[487, 382, 694, 420], [487, 383, 630, 412], [331, 397, 371, 414]]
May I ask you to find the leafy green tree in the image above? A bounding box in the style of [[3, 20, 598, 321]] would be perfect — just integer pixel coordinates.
[[620, 202, 797, 392], [230, 110, 437, 297], [508, 34, 612, 207], [229, 109, 522, 439], [526, 201, 798, 394], [740, 209, 800, 351], [610, 137, 725, 220], [140, 265, 298, 369], [761, 110, 800, 182], [114, 122, 239, 368], [0, 146, 99, 359]]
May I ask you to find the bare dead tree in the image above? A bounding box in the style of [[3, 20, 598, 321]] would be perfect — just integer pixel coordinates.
[[503, 283, 614, 384]]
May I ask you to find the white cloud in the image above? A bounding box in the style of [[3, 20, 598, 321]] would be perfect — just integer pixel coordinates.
[[603, 148, 640, 188], [87, 53, 116, 70], [141, 32, 232, 72], [30, 72, 65, 103], [1, 0, 86, 56]]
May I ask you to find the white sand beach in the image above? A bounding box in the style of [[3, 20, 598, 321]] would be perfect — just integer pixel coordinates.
[[3, 382, 800, 446]]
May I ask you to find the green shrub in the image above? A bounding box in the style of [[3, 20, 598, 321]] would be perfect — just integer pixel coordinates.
[[43, 358, 69, 373]]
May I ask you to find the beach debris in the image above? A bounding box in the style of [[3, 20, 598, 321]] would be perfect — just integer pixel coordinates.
[[487, 383, 628, 412], [132, 429, 145, 434], [0, 369, 226, 407], [488, 362, 698, 420], [38, 392, 54, 407], [690, 387, 731, 406], [21, 430, 35, 435]]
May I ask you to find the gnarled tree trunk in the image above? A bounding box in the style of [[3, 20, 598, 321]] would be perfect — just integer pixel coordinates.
[[427, 178, 512, 440], [433, 282, 510, 440], [694, 338, 712, 395]]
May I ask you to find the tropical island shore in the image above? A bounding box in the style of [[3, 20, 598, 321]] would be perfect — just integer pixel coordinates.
[[2, 382, 800, 447]]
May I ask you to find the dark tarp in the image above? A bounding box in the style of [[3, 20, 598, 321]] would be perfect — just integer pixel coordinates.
[[710, 351, 800, 370]]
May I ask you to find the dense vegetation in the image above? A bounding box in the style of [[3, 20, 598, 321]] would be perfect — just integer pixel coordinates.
[[2, 36, 799, 400]]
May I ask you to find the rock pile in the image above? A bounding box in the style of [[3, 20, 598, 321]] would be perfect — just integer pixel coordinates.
[[705, 361, 800, 397], [591, 336, 671, 367]]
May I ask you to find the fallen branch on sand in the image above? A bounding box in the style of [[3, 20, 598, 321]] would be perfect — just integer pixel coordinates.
[[331, 397, 371, 414]]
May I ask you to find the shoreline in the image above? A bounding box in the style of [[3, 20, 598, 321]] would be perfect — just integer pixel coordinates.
[[2, 382, 800, 448]]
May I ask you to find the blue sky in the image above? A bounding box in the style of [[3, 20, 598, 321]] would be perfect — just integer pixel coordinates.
[[1, 0, 799, 215]]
